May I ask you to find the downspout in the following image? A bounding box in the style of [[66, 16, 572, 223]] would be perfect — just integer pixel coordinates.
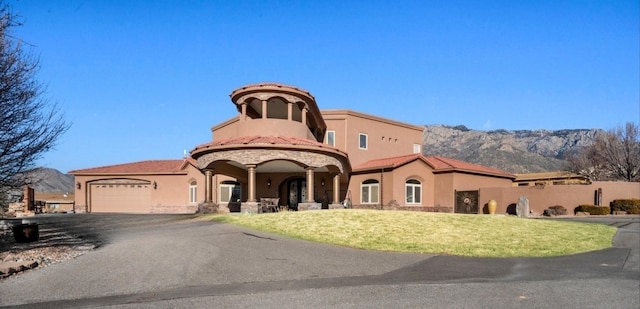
[[380, 168, 384, 210]]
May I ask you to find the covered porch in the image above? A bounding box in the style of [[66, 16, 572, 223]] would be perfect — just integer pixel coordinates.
[[191, 138, 351, 213]]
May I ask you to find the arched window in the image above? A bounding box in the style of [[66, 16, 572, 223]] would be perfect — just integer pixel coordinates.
[[405, 179, 421, 204], [361, 179, 379, 204], [189, 181, 197, 204]]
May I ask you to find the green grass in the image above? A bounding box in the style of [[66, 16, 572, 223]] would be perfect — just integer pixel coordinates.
[[211, 209, 616, 258]]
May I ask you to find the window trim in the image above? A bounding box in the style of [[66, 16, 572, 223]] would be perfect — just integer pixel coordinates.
[[361, 179, 379, 204], [405, 179, 422, 204], [359, 133, 368, 150], [325, 130, 335, 147], [413, 143, 421, 154], [189, 181, 198, 204]]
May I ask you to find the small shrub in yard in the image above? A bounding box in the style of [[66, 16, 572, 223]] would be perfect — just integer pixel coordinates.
[[575, 205, 610, 215], [610, 199, 640, 214], [545, 205, 567, 216]]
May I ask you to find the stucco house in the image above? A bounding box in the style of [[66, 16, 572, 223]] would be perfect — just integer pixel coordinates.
[[70, 83, 517, 214]]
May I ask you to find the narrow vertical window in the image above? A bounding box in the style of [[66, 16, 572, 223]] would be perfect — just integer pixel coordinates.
[[413, 144, 421, 154], [189, 181, 197, 204], [359, 133, 368, 150], [325, 130, 335, 146]]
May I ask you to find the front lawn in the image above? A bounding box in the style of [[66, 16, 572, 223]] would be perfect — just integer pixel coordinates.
[[212, 209, 616, 257]]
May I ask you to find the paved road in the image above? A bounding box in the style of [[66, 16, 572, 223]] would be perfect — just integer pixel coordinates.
[[0, 214, 638, 308]]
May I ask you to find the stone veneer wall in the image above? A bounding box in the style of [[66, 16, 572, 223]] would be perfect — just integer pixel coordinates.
[[150, 205, 198, 214]]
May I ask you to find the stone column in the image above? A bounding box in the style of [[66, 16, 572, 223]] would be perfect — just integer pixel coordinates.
[[306, 168, 315, 203], [333, 174, 340, 204], [247, 165, 256, 202], [261, 100, 267, 119], [204, 169, 213, 203], [287, 101, 293, 120]]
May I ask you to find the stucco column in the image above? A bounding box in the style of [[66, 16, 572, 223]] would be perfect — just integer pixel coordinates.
[[240, 102, 247, 122], [247, 165, 256, 202], [204, 169, 213, 203], [333, 174, 340, 204], [301, 107, 307, 125], [287, 101, 292, 120], [261, 100, 267, 119], [306, 168, 315, 203]]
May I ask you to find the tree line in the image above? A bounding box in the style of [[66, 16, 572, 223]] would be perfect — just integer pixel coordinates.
[[566, 122, 639, 182]]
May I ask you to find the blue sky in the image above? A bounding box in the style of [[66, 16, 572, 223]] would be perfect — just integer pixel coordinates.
[[7, 0, 639, 172]]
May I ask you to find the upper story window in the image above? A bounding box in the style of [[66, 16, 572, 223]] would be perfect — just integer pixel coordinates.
[[359, 133, 368, 150], [189, 181, 197, 204], [361, 179, 379, 204], [413, 144, 421, 154], [405, 179, 421, 204], [325, 131, 335, 147]]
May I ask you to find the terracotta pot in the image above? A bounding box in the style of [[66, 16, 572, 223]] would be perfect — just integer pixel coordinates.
[[488, 200, 497, 215]]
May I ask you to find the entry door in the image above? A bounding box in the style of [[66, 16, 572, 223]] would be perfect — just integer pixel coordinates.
[[288, 178, 306, 210]]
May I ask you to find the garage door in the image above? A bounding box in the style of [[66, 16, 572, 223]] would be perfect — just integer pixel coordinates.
[[90, 181, 151, 213]]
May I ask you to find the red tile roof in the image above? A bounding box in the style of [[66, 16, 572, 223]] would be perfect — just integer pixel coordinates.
[[353, 154, 515, 178], [69, 159, 195, 175], [193, 136, 343, 152]]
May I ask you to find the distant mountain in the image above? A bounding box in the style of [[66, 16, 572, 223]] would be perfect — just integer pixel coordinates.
[[422, 125, 603, 174], [24, 167, 75, 193]]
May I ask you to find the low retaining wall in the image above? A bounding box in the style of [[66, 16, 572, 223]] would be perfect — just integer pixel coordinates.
[[150, 205, 198, 214]]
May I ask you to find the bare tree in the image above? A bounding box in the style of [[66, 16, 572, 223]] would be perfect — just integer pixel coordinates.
[[0, 5, 69, 209], [567, 123, 640, 182]]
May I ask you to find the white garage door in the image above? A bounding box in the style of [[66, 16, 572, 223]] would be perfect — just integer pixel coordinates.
[[90, 182, 151, 213]]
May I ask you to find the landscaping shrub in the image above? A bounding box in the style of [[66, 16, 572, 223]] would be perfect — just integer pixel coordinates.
[[575, 205, 610, 215], [548, 205, 567, 215], [610, 199, 640, 214]]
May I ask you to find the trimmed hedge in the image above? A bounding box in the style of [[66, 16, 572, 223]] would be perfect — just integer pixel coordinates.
[[575, 205, 610, 215], [610, 199, 640, 214]]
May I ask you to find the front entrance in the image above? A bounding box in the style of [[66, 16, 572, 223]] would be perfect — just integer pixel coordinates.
[[287, 178, 306, 210], [455, 190, 479, 214]]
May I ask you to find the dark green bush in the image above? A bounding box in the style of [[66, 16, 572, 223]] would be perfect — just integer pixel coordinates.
[[575, 205, 610, 215], [610, 199, 640, 214]]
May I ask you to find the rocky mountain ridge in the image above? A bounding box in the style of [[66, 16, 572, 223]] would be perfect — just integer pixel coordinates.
[[24, 167, 75, 193], [422, 125, 603, 174]]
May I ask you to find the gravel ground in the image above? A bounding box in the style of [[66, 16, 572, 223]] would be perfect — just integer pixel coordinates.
[[0, 225, 96, 279]]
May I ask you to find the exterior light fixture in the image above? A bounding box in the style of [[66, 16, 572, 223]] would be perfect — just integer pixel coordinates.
[[76, 182, 81, 190], [320, 178, 325, 187], [267, 178, 271, 188], [153, 181, 157, 189]]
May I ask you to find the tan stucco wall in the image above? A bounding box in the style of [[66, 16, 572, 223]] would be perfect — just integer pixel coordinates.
[[211, 117, 239, 142], [322, 110, 424, 167], [433, 173, 455, 208], [479, 181, 640, 215]]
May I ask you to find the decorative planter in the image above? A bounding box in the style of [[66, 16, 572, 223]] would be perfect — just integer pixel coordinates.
[[488, 200, 497, 215], [12, 223, 39, 243]]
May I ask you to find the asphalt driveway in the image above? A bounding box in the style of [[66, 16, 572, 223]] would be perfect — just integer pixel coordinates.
[[0, 214, 638, 308]]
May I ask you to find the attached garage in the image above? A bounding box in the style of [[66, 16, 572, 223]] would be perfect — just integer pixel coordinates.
[[89, 180, 151, 213]]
